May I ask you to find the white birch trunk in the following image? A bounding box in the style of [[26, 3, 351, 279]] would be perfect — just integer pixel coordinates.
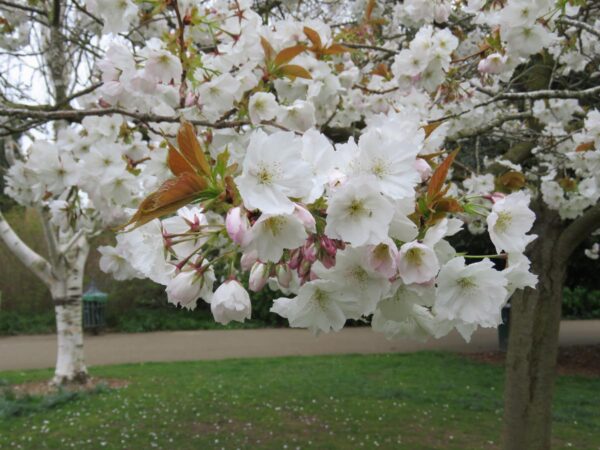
[[1, 0, 92, 385], [0, 211, 54, 287], [53, 300, 87, 384], [51, 235, 90, 385], [1, 210, 91, 384]]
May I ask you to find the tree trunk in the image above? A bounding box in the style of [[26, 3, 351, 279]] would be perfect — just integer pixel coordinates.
[[51, 237, 90, 385], [53, 299, 87, 385], [501, 205, 566, 450]]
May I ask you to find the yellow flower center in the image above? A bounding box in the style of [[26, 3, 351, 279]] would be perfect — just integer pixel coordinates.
[[312, 288, 328, 310], [257, 167, 273, 185], [347, 199, 366, 217], [404, 247, 423, 266], [457, 276, 476, 291], [263, 216, 285, 236], [494, 211, 512, 233]]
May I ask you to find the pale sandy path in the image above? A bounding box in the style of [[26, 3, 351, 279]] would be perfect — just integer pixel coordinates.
[[0, 320, 598, 371]]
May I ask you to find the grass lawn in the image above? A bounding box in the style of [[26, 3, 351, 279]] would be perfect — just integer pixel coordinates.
[[0, 352, 598, 450]]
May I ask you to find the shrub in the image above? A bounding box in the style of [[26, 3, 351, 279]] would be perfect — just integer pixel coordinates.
[[0, 311, 55, 335], [562, 287, 600, 319]]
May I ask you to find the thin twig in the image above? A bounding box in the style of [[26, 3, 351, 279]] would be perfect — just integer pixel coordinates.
[[0, 0, 46, 15], [341, 42, 398, 56]]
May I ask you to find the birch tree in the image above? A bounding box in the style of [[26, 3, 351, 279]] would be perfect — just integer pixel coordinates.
[[0, 0, 165, 384], [0, 0, 94, 385]]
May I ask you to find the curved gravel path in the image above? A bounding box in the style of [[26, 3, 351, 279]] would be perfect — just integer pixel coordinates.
[[0, 320, 598, 371]]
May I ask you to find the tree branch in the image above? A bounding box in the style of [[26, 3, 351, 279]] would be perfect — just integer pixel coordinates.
[[341, 42, 397, 56], [0, 83, 103, 112], [558, 17, 600, 39], [38, 208, 60, 266], [451, 112, 533, 140], [0, 209, 55, 288], [65, 83, 103, 105], [51, 0, 60, 27], [0, 0, 47, 16], [476, 85, 600, 101], [557, 202, 600, 262], [0, 107, 250, 129], [59, 229, 85, 256]]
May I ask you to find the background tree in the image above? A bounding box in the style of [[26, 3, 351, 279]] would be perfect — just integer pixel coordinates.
[[0, 0, 166, 384]]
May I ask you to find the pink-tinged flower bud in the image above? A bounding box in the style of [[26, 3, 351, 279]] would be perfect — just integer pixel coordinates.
[[478, 53, 507, 74], [226, 207, 252, 246], [490, 192, 506, 203], [433, 3, 451, 23], [298, 259, 312, 277], [302, 241, 317, 262], [414, 158, 432, 182], [276, 264, 292, 288], [293, 204, 316, 233], [185, 92, 197, 107], [320, 236, 338, 257], [166, 270, 201, 310], [288, 248, 302, 270], [240, 249, 258, 271], [211, 280, 251, 325], [249, 262, 269, 292], [321, 252, 336, 269], [368, 241, 399, 279]]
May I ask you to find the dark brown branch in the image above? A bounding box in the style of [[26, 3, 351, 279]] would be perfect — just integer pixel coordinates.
[[170, 0, 188, 107], [0, 107, 250, 128], [64, 82, 103, 104], [70, 0, 104, 26], [0, 84, 102, 112], [0, 0, 46, 15], [341, 42, 397, 56], [51, 0, 60, 27], [557, 203, 600, 263]]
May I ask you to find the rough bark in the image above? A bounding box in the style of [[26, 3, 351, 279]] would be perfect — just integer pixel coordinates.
[[501, 204, 566, 450]]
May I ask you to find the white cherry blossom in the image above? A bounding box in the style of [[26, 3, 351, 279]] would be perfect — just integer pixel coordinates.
[[235, 130, 313, 214], [325, 178, 394, 246]]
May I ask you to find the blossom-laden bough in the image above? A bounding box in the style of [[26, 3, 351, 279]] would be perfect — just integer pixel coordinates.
[[1, 0, 600, 447], [110, 110, 538, 339]]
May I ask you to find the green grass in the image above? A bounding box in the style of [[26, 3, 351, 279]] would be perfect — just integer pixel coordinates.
[[0, 353, 598, 449], [0, 383, 110, 419]]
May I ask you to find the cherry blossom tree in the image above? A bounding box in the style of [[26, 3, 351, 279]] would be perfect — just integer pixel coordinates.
[[0, 0, 167, 383], [1, 0, 599, 448]]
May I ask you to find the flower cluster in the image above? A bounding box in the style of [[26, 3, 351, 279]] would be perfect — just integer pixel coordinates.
[[98, 111, 538, 339], [4, 115, 167, 228]]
